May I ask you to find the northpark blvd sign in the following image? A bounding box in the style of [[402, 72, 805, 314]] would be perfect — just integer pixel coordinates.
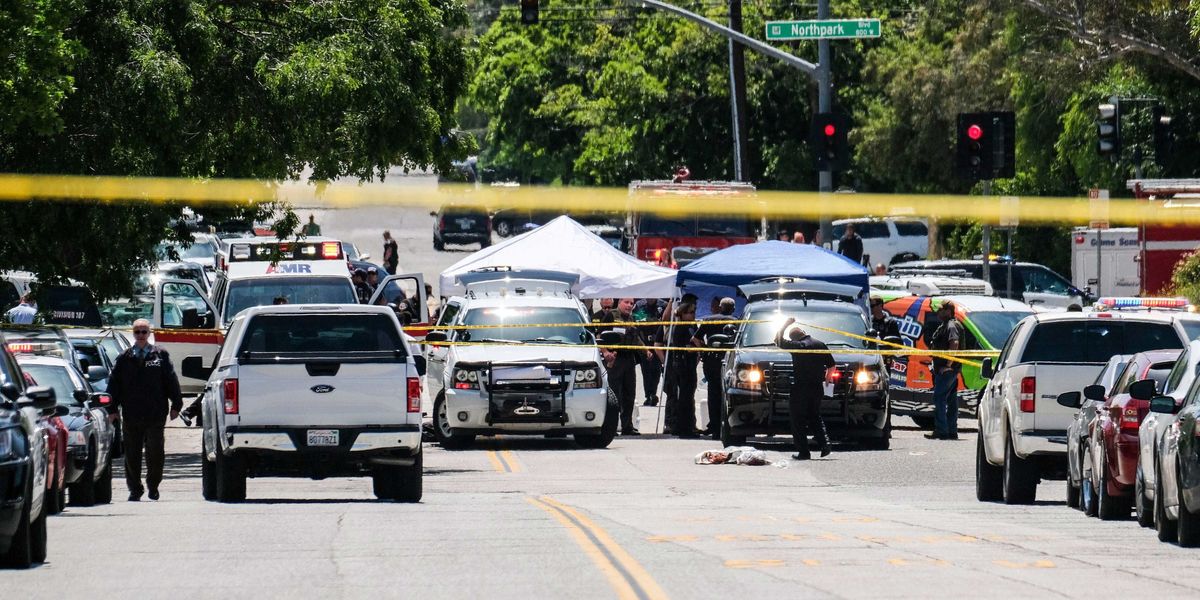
[[765, 19, 881, 41]]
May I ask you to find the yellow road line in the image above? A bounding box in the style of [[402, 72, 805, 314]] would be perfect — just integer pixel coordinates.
[[527, 498, 643, 600], [532, 496, 669, 600], [501, 450, 522, 473], [486, 451, 506, 473]]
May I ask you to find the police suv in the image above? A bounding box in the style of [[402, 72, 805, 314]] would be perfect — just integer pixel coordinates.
[[183, 304, 425, 502], [424, 269, 619, 449], [147, 237, 426, 393]]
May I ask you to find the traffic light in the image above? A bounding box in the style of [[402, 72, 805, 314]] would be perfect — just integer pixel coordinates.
[[1096, 99, 1120, 158], [956, 111, 1015, 181], [520, 0, 538, 25], [810, 112, 850, 172], [1153, 104, 1173, 167]]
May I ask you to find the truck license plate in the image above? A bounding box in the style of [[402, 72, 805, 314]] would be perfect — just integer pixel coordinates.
[[307, 429, 339, 447]]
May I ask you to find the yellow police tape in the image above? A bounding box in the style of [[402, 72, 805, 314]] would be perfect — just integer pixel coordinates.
[[0, 173, 1194, 225]]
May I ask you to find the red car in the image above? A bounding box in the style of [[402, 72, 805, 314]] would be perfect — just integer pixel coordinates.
[[1086, 349, 1179, 520], [24, 371, 67, 515]]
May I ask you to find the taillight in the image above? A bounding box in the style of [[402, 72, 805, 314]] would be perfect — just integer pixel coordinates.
[[1119, 407, 1141, 432], [223, 378, 239, 414], [826, 369, 842, 384], [97, 394, 111, 405], [1019, 377, 1035, 412], [321, 242, 340, 259], [439, 217, 446, 231], [406, 377, 421, 413]]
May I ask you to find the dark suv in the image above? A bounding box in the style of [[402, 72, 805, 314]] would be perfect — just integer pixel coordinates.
[[432, 205, 491, 251]]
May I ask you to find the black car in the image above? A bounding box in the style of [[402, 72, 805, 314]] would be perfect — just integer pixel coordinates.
[[1150, 370, 1200, 546], [432, 205, 491, 251], [711, 283, 891, 449], [0, 343, 56, 568]]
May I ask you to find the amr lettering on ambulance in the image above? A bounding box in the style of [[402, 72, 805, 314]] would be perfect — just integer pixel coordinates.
[[874, 293, 1033, 430]]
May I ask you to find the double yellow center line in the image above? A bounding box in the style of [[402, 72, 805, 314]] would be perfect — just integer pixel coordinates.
[[487, 450, 522, 473], [528, 496, 669, 600]]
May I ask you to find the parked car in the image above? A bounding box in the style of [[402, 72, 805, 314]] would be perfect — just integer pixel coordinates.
[[1084, 350, 1178, 519], [1149, 377, 1200, 545], [1136, 341, 1200, 527], [1059, 354, 1130, 511], [432, 205, 491, 251], [63, 328, 127, 456], [890, 259, 1091, 310], [17, 356, 115, 506], [0, 343, 55, 568], [491, 208, 558, 238], [832, 217, 928, 266]]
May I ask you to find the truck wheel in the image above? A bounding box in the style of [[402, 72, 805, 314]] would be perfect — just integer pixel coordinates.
[[975, 433, 1003, 502], [1155, 465, 1177, 542], [1065, 477, 1080, 509], [1, 478, 34, 568], [1002, 433, 1037, 505], [1097, 446, 1129, 520], [1178, 463, 1200, 547], [44, 480, 61, 515], [720, 419, 746, 447], [94, 453, 113, 505], [910, 415, 935, 430], [860, 413, 891, 450], [69, 443, 97, 507], [433, 238, 444, 251], [433, 393, 475, 450], [30, 503, 46, 564], [575, 392, 618, 449], [480, 237, 491, 249], [495, 220, 512, 237], [1135, 467, 1154, 527], [215, 448, 246, 503], [373, 452, 423, 503], [201, 438, 216, 501]]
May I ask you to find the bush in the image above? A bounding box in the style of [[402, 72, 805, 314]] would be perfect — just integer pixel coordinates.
[[1169, 251, 1200, 303]]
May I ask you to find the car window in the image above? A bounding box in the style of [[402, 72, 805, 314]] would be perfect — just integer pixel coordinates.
[[1179, 320, 1200, 342], [1095, 360, 1128, 389], [0, 348, 22, 390], [1147, 362, 1177, 390], [20, 364, 81, 406], [893, 221, 928, 236], [1023, 320, 1182, 363], [1021, 267, 1070, 295], [239, 314, 404, 355], [995, 321, 1025, 369], [72, 342, 104, 369], [856, 222, 889, 238], [1125, 322, 1184, 353], [738, 309, 868, 349], [967, 311, 1029, 349], [1111, 361, 1140, 395], [1163, 350, 1190, 394], [436, 302, 461, 330], [225, 277, 357, 323]]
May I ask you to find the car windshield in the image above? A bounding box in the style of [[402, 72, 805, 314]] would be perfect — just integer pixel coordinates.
[[1180, 320, 1200, 341], [99, 297, 153, 327], [225, 277, 357, 323], [20, 364, 81, 406], [459, 307, 588, 344], [158, 242, 215, 262], [968, 311, 1031, 348], [238, 314, 404, 354], [738, 309, 868, 349], [639, 216, 753, 237]]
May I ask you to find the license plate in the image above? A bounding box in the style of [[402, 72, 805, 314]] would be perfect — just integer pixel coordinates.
[[307, 429, 339, 446]]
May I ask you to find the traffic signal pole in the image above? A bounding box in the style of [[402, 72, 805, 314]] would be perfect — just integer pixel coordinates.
[[817, 0, 834, 246], [727, 0, 749, 182]]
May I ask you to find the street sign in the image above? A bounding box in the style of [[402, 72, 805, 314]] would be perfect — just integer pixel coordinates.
[[1088, 188, 1110, 229], [765, 19, 881, 41], [998, 196, 1020, 228]]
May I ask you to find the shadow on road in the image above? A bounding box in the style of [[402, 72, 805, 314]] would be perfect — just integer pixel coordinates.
[[113, 451, 201, 482], [240, 498, 383, 505]]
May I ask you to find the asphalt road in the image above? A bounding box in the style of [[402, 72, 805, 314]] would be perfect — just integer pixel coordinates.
[[12, 202, 1200, 596]]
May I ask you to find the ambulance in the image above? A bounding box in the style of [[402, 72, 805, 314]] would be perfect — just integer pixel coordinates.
[[147, 237, 427, 393]]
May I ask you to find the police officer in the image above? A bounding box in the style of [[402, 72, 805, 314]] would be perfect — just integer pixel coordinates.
[[695, 297, 735, 439], [775, 317, 834, 460], [870, 298, 901, 341], [658, 302, 700, 437], [107, 319, 183, 501], [599, 298, 646, 436], [926, 301, 963, 440], [352, 269, 372, 303], [635, 299, 664, 407]]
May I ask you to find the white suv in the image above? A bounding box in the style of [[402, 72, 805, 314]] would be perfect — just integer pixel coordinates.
[[832, 217, 928, 266], [424, 269, 618, 449]]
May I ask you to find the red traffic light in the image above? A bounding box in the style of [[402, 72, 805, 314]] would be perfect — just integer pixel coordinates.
[[823, 124, 836, 137], [967, 124, 983, 141]]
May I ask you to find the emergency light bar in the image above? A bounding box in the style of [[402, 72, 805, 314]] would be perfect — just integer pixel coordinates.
[[227, 241, 344, 262], [1094, 297, 1189, 310], [7, 343, 53, 354]]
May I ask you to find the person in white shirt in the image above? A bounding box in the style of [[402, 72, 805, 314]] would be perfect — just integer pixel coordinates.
[[5, 294, 37, 324]]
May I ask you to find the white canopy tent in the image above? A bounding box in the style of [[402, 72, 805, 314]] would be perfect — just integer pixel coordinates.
[[438, 216, 677, 299]]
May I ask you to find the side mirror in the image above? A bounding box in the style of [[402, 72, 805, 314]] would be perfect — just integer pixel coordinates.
[[882, 336, 903, 347], [181, 307, 201, 329], [53, 404, 70, 417], [0, 382, 19, 402], [424, 331, 448, 344], [87, 365, 109, 382], [413, 355, 427, 377], [980, 357, 994, 380], [1149, 395, 1181, 414], [181, 355, 214, 381], [1083, 384, 1106, 401], [598, 331, 624, 346], [23, 386, 57, 411], [73, 389, 89, 404], [201, 312, 216, 328], [707, 334, 732, 349], [1129, 378, 1157, 401], [360, 253, 371, 261], [1056, 391, 1082, 409]]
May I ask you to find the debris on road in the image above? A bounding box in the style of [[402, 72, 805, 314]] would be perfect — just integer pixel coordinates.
[[695, 446, 771, 466]]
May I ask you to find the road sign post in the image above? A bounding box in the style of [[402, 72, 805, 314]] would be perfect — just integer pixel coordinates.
[[765, 19, 881, 41]]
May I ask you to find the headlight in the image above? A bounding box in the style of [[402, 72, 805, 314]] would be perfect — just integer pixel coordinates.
[[0, 427, 18, 460], [734, 365, 763, 391], [575, 367, 601, 389], [452, 368, 480, 390], [68, 430, 87, 447], [854, 368, 884, 389]]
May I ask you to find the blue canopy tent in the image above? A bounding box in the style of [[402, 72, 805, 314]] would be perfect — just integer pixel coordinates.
[[675, 241, 869, 316]]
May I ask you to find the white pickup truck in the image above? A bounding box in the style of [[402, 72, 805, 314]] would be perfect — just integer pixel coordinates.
[[183, 304, 425, 503], [976, 311, 1199, 504]]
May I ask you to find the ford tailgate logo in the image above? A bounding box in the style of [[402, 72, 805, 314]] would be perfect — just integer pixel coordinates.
[[311, 385, 335, 394]]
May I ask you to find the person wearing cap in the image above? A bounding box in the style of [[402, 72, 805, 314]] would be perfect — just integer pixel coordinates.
[[870, 298, 901, 341], [694, 297, 736, 439], [352, 269, 372, 304], [366, 266, 380, 293], [926, 301, 964, 440], [775, 317, 835, 459]]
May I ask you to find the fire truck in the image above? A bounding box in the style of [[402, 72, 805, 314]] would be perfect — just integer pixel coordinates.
[[626, 180, 760, 268], [1129, 179, 1200, 294]]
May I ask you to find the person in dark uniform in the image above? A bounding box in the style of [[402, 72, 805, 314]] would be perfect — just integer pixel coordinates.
[[658, 302, 700, 437], [927, 301, 963, 440], [838, 223, 864, 265], [352, 269, 372, 303], [695, 297, 735, 439], [599, 298, 646, 436], [106, 319, 183, 501], [870, 298, 902, 340], [775, 317, 834, 460]]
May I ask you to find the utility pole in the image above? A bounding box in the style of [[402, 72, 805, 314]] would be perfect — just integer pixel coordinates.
[[727, 0, 749, 182], [816, 0, 833, 246]]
